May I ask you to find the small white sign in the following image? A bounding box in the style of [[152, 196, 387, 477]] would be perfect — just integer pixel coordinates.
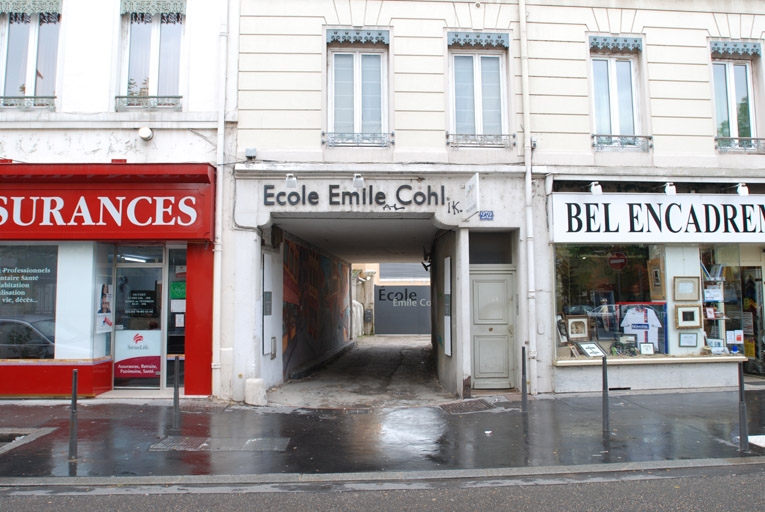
[[464, 173, 479, 220]]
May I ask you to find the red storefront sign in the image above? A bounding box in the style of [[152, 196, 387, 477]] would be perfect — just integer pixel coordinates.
[[0, 163, 214, 241]]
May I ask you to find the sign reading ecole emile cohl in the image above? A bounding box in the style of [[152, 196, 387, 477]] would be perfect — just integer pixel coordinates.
[[551, 193, 765, 244]]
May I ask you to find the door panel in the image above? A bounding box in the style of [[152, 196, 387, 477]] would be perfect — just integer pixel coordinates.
[[471, 273, 514, 389]]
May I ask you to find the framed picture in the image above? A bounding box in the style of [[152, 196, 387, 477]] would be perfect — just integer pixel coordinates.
[[679, 332, 698, 347], [676, 305, 702, 329], [674, 276, 700, 301], [705, 307, 716, 320], [566, 315, 589, 340], [639, 343, 655, 355], [648, 258, 665, 300], [577, 342, 605, 357]]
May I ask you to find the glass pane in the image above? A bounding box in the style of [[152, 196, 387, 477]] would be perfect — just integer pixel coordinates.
[[615, 60, 635, 136], [469, 232, 512, 264], [592, 59, 611, 134], [454, 55, 476, 134], [361, 54, 382, 133], [157, 13, 182, 96], [34, 13, 60, 97], [713, 63, 730, 137], [734, 64, 751, 138], [127, 13, 152, 96], [166, 248, 186, 387], [4, 13, 31, 95], [116, 245, 164, 264], [481, 56, 502, 135], [333, 54, 354, 132]]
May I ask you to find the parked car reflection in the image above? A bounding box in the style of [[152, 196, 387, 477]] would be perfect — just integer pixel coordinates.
[[588, 304, 618, 332], [0, 316, 55, 359]]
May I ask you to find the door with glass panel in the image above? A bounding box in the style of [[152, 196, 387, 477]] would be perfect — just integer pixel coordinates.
[[113, 247, 164, 389]]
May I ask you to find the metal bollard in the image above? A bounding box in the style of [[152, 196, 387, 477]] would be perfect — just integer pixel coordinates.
[[69, 369, 78, 460], [169, 356, 181, 436], [602, 356, 609, 434], [739, 362, 749, 452], [521, 346, 528, 413]]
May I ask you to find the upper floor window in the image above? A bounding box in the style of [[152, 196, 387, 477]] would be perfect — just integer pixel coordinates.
[[117, 0, 185, 111], [447, 31, 512, 148], [325, 29, 391, 147], [589, 36, 651, 151], [711, 41, 763, 153], [0, 1, 61, 109]]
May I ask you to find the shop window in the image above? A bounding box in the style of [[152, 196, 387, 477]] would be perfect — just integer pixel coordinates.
[[325, 29, 391, 147], [589, 36, 651, 151], [117, 1, 185, 111], [700, 244, 743, 355], [555, 244, 668, 359], [0, 9, 60, 109], [711, 41, 762, 153], [447, 31, 513, 148], [0, 245, 58, 359]]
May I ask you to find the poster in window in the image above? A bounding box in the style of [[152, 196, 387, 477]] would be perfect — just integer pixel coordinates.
[[96, 282, 114, 334]]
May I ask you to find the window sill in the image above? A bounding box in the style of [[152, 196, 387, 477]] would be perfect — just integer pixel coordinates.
[[554, 354, 746, 367]]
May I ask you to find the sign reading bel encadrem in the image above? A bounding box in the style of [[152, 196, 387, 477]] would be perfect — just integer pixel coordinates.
[[374, 285, 431, 335], [551, 193, 765, 244]]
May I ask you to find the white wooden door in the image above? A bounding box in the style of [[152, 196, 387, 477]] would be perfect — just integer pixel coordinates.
[[470, 272, 514, 389]]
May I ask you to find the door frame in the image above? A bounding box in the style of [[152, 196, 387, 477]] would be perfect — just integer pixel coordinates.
[[469, 264, 516, 389]]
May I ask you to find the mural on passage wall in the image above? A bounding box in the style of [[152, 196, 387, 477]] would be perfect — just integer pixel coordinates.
[[282, 239, 350, 378]]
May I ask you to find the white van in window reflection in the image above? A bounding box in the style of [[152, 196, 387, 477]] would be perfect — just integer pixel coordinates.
[[0, 316, 55, 359]]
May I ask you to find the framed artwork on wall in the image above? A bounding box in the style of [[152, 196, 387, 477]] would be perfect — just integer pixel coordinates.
[[566, 315, 589, 341], [674, 276, 700, 301], [676, 305, 702, 329]]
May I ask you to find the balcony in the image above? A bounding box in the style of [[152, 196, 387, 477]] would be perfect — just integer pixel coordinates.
[[0, 96, 55, 110], [322, 132, 394, 148], [715, 137, 765, 154], [592, 134, 653, 152], [115, 95, 182, 112], [446, 132, 515, 149]]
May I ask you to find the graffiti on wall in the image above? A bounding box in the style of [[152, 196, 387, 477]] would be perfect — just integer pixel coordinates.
[[282, 240, 350, 378]]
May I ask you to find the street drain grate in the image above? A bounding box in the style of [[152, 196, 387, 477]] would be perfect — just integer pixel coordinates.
[[0, 428, 56, 455], [149, 436, 290, 452], [440, 399, 495, 414]]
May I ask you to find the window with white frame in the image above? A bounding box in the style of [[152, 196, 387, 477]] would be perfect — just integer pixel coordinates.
[[326, 29, 390, 147], [447, 31, 511, 148], [711, 41, 762, 152], [589, 36, 650, 151], [0, 3, 60, 108], [118, 0, 185, 110]]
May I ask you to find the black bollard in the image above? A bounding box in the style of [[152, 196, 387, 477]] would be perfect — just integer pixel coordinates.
[[602, 355, 609, 434], [521, 346, 528, 413], [69, 369, 78, 460], [169, 356, 181, 436], [739, 362, 749, 452]]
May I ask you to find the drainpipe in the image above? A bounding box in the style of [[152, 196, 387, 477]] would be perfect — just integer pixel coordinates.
[[518, 0, 537, 394], [212, 0, 231, 396]]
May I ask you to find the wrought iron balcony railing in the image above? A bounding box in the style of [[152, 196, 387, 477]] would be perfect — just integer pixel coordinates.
[[446, 132, 515, 148], [115, 95, 182, 112], [0, 96, 56, 110], [715, 137, 765, 154], [322, 132, 394, 147], [592, 134, 653, 151]]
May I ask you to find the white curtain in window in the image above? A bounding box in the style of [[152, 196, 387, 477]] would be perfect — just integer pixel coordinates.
[[127, 14, 152, 96], [592, 59, 611, 134], [454, 55, 475, 134], [3, 13, 30, 95], [34, 12, 59, 96], [734, 64, 751, 138], [361, 54, 381, 133], [713, 63, 730, 137], [480, 56, 501, 135], [333, 54, 354, 133], [615, 60, 635, 136], [157, 13, 182, 96]]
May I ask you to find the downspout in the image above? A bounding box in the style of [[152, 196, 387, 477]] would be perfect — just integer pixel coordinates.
[[518, 0, 537, 393], [212, 0, 231, 396]]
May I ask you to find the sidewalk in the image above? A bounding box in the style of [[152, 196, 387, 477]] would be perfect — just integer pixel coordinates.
[[1, 385, 764, 481]]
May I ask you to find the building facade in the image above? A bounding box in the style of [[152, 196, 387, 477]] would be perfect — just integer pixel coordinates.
[[228, 0, 765, 403], [0, 0, 238, 397]]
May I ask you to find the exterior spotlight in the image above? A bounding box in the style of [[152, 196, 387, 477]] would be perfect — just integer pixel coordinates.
[[285, 173, 298, 188], [138, 126, 153, 141], [589, 181, 603, 195], [353, 173, 364, 189], [737, 183, 749, 196], [664, 182, 676, 195]]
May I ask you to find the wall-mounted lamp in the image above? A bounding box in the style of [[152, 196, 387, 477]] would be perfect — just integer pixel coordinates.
[[353, 173, 365, 189], [138, 126, 153, 141], [737, 183, 749, 196], [589, 181, 603, 195], [285, 173, 298, 188], [664, 182, 677, 195]]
